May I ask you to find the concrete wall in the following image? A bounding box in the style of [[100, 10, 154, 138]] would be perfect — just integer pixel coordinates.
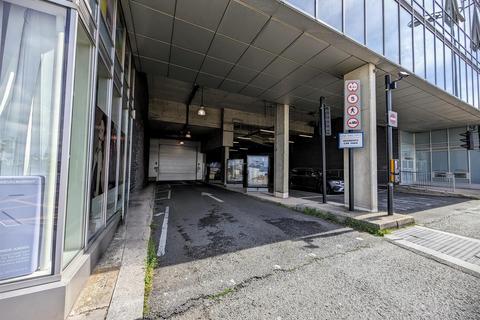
[[130, 72, 149, 191]]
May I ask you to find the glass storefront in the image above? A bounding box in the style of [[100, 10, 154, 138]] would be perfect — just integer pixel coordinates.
[[0, 0, 67, 282]]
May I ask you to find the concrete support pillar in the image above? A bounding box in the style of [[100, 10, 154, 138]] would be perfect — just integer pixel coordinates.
[[222, 146, 229, 185], [274, 104, 289, 198], [343, 64, 378, 212]]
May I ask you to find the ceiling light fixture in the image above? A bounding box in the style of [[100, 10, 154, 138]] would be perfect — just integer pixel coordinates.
[[185, 131, 191, 138], [179, 141, 185, 145], [233, 141, 239, 144], [237, 136, 252, 140], [299, 134, 313, 138], [198, 87, 207, 116], [260, 129, 275, 134], [239, 147, 248, 150]]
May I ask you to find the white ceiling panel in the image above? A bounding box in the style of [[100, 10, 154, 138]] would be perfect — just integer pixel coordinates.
[[282, 33, 329, 64], [168, 64, 197, 82], [333, 56, 366, 76], [237, 46, 276, 71], [176, 0, 228, 30], [132, 0, 175, 15], [196, 72, 224, 88], [218, 0, 269, 43], [131, 2, 173, 42], [227, 65, 259, 83], [262, 56, 299, 78], [253, 18, 301, 54], [208, 34, 248, 62], [249, 72, 280, 89], [201, 56, 234, 78], [305, 73, 341, 89], [133, 34, 170, 62], [240, 85, 264, 97], [172, 19, 214, 53], [169, 46, 204, 70], [138, 58, 168, 75], [219, 79, 246, 93], [307, 46, 349, 71]]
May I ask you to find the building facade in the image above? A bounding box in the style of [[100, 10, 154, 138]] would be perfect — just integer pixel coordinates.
[[0, 0, 480, 319]]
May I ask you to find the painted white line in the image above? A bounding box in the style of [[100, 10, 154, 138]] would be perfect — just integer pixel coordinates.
[[168, 189, 171, 199], [153, 211, 164, 217], [201, 192, 224, 203], [157, 206, 170, 257]]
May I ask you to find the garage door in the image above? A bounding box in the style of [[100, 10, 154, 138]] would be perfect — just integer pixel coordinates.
[[158, 144, 197, 181]]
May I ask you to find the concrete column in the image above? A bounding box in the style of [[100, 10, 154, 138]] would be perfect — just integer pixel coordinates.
[[274, 104, 289, 198], [344, 64, 378, 212], [222, 146, 229, 185]]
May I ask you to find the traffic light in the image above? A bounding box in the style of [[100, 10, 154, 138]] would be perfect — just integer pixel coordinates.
[[460, 131, 474, 150]]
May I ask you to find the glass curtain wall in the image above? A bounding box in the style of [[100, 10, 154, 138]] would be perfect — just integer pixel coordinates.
[[0, 0, 67, 283], [285, 0, 480, 110]]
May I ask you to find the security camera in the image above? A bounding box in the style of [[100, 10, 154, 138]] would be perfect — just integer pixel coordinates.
[[398, 71, 410, 79]]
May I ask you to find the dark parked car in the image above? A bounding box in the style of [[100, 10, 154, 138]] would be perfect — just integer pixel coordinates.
[[290, 168, 344, 193]]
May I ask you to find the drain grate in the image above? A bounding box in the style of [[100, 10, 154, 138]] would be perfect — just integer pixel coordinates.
[[387, 226, 480, 276]]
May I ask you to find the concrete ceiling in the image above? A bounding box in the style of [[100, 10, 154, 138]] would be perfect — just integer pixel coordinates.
[[122, 0, 480, 132]]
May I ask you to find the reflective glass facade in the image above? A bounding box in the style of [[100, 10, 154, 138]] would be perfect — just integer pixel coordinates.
[[288, 0, 480, 109]]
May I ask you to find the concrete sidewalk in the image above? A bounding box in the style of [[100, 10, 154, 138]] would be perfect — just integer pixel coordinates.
[[213, 184, 414, 232], [68, 185, 154, 320]]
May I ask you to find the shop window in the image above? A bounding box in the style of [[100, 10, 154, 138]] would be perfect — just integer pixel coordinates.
[[470, 150, 480, 183], [89, 63, 110, 240], [431, 129, 448, 149], [116, 106, 128, 213], [317, 0, 342, 31], [0, 0, 66, 282], [366, 0, 384, 55], [106, 91, 121, 219], [64, 24, 93, 267], [115, 9, 126, 62], [100, 0, 115, 33]]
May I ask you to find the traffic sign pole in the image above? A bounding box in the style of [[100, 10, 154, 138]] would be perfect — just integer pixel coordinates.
[[385, 75, 394, 216], [320, 97, 327, 204]]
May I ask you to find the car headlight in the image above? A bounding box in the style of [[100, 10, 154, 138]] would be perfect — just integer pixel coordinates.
[[330, 180, 342, 186]]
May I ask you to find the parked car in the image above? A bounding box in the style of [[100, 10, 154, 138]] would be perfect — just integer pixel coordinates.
[[290, 168, 344, 194]]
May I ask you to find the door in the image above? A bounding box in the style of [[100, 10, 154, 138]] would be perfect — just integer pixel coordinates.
[[157, 144, 197, 181]]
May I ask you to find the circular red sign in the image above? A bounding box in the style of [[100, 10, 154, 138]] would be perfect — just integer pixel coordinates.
[[347, 118, 360, 129], [347, 94, 359, 104]]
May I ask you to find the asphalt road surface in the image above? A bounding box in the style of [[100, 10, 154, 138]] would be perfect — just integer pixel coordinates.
[[147, 182, 479, 320]]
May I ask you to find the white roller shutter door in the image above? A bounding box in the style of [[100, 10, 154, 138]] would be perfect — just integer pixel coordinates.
[[158, 144, 197, 181]]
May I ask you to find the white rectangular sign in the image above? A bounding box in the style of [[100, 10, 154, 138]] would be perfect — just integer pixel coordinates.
[[339, 132, 364, 149], [388, 111, 398, 128], [344, 80, 362, 131], [324, 106, 332, 136]]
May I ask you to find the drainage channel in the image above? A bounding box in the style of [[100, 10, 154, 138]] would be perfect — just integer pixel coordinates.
[[386, 226, 480, 277]]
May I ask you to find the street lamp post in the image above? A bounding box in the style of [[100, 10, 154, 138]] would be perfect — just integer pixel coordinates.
[[385, 72, 409, 216]]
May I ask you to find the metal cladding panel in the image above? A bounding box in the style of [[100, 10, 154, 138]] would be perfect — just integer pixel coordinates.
[[208, 34, 248, 62], [133, 0, 175, 15], [201, 56, 235, 78], [172, 19, 214, 53], [176, 0, 229, 30], [133, 35, 170, 62], [158, 145, 197, 181], [131, 2, 172, 42], [237, 46, 276, 71], [253, 19, 301, 54], [170, 46, 205, 70]]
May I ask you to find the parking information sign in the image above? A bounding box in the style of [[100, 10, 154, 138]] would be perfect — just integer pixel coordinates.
[[344, 80, 362, 131], [324, 106, 332, 136], [339, 132, 364, 149]]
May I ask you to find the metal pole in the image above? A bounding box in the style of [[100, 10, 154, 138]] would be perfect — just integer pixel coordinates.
[[385, 74, 394, 215], [320, 97, 327, 204], [348, 147, 354, 211]]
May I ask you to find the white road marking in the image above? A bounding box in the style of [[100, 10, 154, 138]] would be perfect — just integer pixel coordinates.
[[168, 189, 171, 199], [154, 211, 164, 217], [201, 192, 224, 203], [157, 206, 170, 257]]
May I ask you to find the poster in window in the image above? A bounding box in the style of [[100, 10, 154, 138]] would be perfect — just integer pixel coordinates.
[[0, 176, 43, 281], [227, 159, 243, 184], [91, 106, 107, 198], [247, 156, 269, 187], [108, 121, 118, 191]]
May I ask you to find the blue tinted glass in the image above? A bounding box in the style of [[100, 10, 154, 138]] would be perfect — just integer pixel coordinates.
[[318, 0, 342, 31], [366, 0, 383, 54], [400, 7, 413, 71], [445, 45, 453, 94], [435, 37, 445, 89], [345, 0, 365, 43], [288, 0, 315, 15], [425, 29, 435, 82], [414, 24, 425, 78], [385, 0, 399, 63]]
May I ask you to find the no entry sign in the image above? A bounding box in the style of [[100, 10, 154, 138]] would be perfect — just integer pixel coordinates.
[[344, 80, 362, 131]]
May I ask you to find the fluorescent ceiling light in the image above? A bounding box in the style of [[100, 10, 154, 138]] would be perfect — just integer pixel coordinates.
[[233, 141, 239, 144], [260, 129, 275, 134], [299, 134, 313, 138], [237, 136, 252, 140], [239, 147, 248, 150], [289, 141, 294, 143]]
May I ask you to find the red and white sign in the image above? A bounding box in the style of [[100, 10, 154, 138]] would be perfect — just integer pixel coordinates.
[[388, 111, 398, 128], [344, 80, 362, 131]]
